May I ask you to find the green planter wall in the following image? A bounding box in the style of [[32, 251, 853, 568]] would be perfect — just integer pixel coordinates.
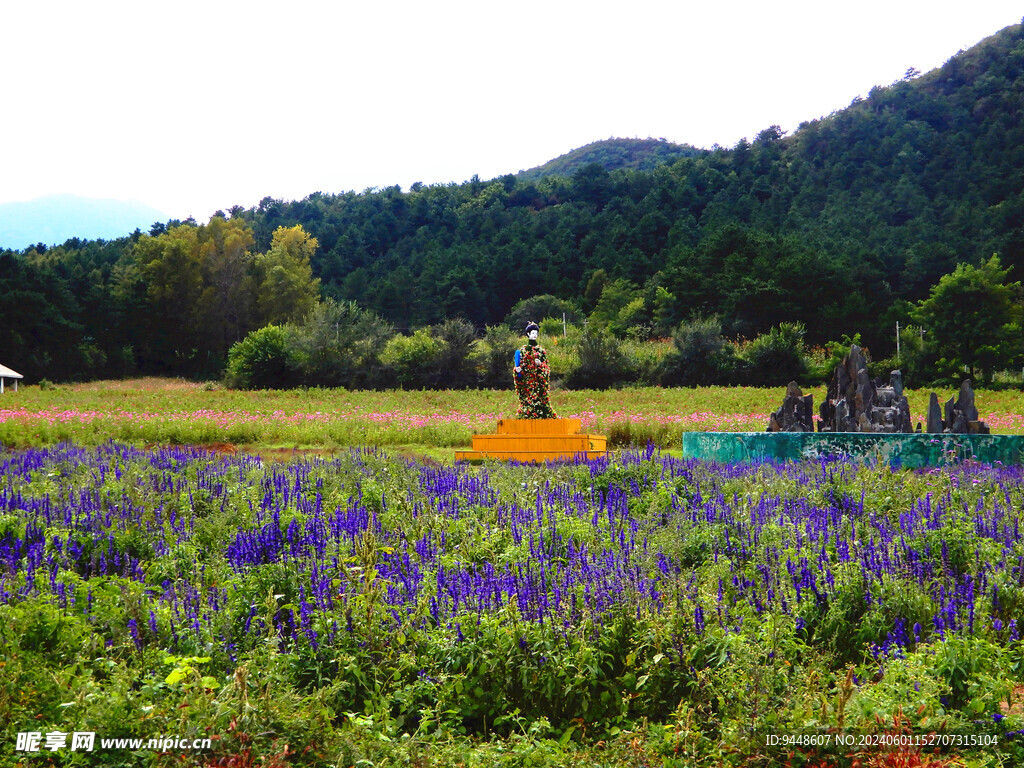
[[681, 431, 1024, 468]]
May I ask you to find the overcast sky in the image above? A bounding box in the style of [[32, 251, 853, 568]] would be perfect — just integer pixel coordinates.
[[2, 1, 1022, 223]]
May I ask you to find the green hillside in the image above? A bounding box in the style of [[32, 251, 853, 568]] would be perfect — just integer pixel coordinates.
[[3, 21, 1024, 383], [516, 137, 705, 181]]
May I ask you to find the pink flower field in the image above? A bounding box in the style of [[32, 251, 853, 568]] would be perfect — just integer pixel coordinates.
[[1, 379, 1022, 449]]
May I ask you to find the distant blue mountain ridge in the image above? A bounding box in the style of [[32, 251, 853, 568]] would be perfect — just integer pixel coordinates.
[[0, 194, 168, 250]]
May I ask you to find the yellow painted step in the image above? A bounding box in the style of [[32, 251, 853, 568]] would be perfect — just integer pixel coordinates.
[[455, 449, 606, 463], [456, 418, 606, 463], [494, 418, 582, 435], [472, 434, 605, 453]]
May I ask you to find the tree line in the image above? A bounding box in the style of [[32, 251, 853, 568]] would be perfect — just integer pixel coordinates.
[[0, 219, 318, 381]]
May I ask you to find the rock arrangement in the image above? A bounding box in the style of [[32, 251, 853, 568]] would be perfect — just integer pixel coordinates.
[[815, 345, 912, 433], [767, 344, 990, 435], [767, 381, 815, 432], [927, 380, 990, 434]]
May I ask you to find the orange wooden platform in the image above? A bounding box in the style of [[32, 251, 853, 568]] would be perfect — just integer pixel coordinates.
[[455, 418, 606, 463]]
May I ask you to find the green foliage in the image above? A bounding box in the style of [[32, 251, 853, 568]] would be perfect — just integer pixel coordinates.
[[563, 326, 634, 389], [610, 296, 650, 339], [255, 225, 321, 326], [650, 285, 680, 337], [224, 325, 301, 389], [583, 269, 609, 312], [433, 318, 478, 389], [658, 316, 738, 386], [477, 325, 520, 389], [11, 24, 1024, 386], [805, 332, 864, 382], [912, 255, 1023, 384], [538, 317, 565, 337], [588, 279, 639, 329], [516, 137, 704, 181], [9, 441, 1024, 765], [891, 324, 929, 384], [379, 328, 445, 387], [737, 322, 808, 386], [290, 298, 393, 388], [505, 294, 581, 330]]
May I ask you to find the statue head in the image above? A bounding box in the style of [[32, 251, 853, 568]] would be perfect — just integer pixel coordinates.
[[525, 322, 539, 342]]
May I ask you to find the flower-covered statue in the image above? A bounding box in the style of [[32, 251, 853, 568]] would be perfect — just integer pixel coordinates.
[[514, 322, 557, 419]]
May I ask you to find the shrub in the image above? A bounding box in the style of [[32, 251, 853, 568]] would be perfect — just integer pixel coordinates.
[[623, 337, 672, 386], [379, 329, 445, 388], [589, 279, 639, 329], [738, 322, 807, 386], [478, 325, 521, 389], [657, 316, 738, 386], [539, 317, 566, 337], [291, 299, 393, 388], [609, 296, 651, 339], [888, 324, 937, 386], [433, 318, 478, 389], [563, 327, 634, 389], [224, 325, 301, 389], [805, 333, 863, 383], [505, 295, 581, 330]]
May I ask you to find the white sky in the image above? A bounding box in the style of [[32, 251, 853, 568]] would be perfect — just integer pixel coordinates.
[[2, 1, 1022, 223]]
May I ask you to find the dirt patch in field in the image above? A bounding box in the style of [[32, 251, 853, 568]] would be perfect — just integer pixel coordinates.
[[253, 447, 344, 462], [1001, 685, 1024, 716], [194, 443, 444, 465]]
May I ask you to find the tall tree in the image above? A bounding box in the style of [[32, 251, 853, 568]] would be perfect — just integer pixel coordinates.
[[256, 225, 321, 326], [195, 216, 257, 366], [912, 255, 1023, 382], [135, 225, 203, 371]]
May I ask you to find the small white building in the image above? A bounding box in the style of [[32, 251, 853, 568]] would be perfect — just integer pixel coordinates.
[[0, 364, 23, 393]]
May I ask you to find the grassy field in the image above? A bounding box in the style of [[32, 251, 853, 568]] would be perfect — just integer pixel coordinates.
[[2, 378, 1023, 451]]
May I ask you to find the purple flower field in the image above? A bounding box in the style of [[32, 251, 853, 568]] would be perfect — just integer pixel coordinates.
[[2, 441, 1023, 764]]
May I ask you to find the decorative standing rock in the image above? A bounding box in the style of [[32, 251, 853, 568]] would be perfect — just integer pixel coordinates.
[[941, 380, 989, 434], [926, 392, 943, 433], [891, 370, 904, 400], [957, 380, 979, 421], [768, 381, 814, 432], [774, 345, 992, 438]]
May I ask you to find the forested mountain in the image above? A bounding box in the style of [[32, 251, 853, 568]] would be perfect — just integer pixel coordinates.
[[515, 138, 705, 181], [3, 21, 1024, 383]]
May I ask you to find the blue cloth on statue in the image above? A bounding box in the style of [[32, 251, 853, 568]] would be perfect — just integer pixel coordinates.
[[514, 349, 522, 372]]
